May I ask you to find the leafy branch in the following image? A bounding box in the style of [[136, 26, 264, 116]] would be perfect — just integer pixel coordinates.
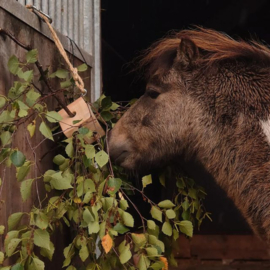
[[0, 41, 210, 270]]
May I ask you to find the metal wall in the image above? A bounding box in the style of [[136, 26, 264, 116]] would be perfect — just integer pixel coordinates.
[[16, 0, 101, 101]]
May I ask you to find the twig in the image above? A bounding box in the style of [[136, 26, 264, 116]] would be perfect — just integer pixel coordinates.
[[120, 188, 146, 233], [24, 123, 42, 208], [0, 28, 75, 117]]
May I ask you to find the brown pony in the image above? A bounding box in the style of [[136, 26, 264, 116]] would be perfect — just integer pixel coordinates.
[[108, 28, 270, 243]]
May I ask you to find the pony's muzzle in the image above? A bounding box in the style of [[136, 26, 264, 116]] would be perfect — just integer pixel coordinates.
[[107, 129, 132, 166]]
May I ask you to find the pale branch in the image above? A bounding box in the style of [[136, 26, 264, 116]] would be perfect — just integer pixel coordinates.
[[24, 122, 42, 208]]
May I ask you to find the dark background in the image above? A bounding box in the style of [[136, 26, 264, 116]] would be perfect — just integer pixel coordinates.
[[100, 0, 270, 235]]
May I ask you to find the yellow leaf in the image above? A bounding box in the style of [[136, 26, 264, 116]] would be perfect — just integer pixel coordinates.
[[74, 197, 82, 204], [160, 256, 168, 270], [102, 233, 113, 254]]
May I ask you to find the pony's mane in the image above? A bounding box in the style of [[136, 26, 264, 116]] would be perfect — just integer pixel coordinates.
[[139, 28, 270, 75]]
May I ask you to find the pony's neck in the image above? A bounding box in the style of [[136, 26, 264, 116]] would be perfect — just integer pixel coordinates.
[[193, 113, 270, 241]]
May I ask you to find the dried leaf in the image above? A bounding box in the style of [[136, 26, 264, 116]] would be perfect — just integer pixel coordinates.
[[102, 233, 113, 254]]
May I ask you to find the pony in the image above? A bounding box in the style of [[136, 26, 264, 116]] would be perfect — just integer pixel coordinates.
[[108, 27, 270, 243]]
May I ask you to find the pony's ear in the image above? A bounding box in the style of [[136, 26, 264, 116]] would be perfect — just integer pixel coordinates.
[[176, 38, 198, 68]]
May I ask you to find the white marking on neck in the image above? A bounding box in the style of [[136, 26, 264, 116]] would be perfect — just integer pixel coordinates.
[[260, 118, 270, 145]]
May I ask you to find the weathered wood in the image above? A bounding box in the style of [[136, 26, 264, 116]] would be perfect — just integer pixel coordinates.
[[175, 235, 270, 260], [0, 3, 93, 268]]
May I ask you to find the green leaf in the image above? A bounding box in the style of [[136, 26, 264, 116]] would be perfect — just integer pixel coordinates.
[[10, 150, 26, 167], [0, 110, 14, 124], [46, 111, 62, 123], [150, 261, 165, 270], [147, 220, 156, 230], [162, 221, 172, 236], [110, 102, 119, 111], [11, 264, 23, 270], [55, 69, 69, 79], [149, 237, 164, 253], [7, 238, 21, 257], [40, 241, 55, 261], [0, 131, 11, 146], [107, 178, 122, 195], [43, 169, 56, 182], [131, 233, 146, 251], [0, 225, 5, 235], [142, 174, 152, 188], [78, 127, 89, 135], [16, 161, 31, 182], [158, 200, 175, 209], [173, 229, 179, 241], [85, 145, 95, 159], [34, 103, 44, 112], [159, 173, 166, 187], [39, 122, 54, 141], [32, 257, 45, 270], [178, 220, 193, 237], [100, 111, 113, 121], [8, 212, 23, 230], [118, 241, 131, 264], [53, 154, 66, 165], [35, 212, 49, 229], [34, 229, 50, 250], [60, 80, 72, 88], [166, 209, 176, 219], [20, 178, 34, 201], [27, 121, 36, 137], [181, 199, 190, 211], [20, 70, 33, 82], [138, 255, 150, 270], [113, 223, 129, 234], [77, 63, 88, 72], [8, 55, 19, 75], [0, 251, 4, 264], [66, 266, 76, 270], [4, 231, 19, 251], [50, 171, 73, 190], [188, 188, 197, 199], [72, 119, 82, 124], [122, 211, 134, 227], [18, 109, 28, 118], [79, 245, 89, 262], [119, 200, 129, 210], [146, 247, 158, 257], [101, 97, 112, 110], [26, 49, 38, 63], [88, 221, 100, 234], [63, 243, 73, 259], [95, 150, 109, 168], [65, 143, 74, 158], [26, 89, 41, 106], [83, 208, 95, 224], [0, 96, 6, 108], [77, 178, 96, 197], [150, 206, 162, 222]]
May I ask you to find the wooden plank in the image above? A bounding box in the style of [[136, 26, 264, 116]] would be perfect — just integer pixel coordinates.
[[175, 235, 270, 260], [171, 259, 270, 270], [0, 6, 92, 267]]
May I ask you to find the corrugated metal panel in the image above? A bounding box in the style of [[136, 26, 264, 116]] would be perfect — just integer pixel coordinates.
[[15, 0, 101, 100], [17, 0, 96, 55]]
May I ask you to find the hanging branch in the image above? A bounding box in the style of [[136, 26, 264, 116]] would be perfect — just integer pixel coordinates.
[[0, 28, 75, 117]]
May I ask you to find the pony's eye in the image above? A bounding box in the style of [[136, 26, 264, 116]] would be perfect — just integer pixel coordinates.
[[146, 89, 160, 99]]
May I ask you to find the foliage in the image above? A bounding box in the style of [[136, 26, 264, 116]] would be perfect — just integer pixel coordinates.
[[0, 49, 210, 269]]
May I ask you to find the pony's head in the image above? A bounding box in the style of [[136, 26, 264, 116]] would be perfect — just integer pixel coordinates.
[[108, 28, 270, 173]]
